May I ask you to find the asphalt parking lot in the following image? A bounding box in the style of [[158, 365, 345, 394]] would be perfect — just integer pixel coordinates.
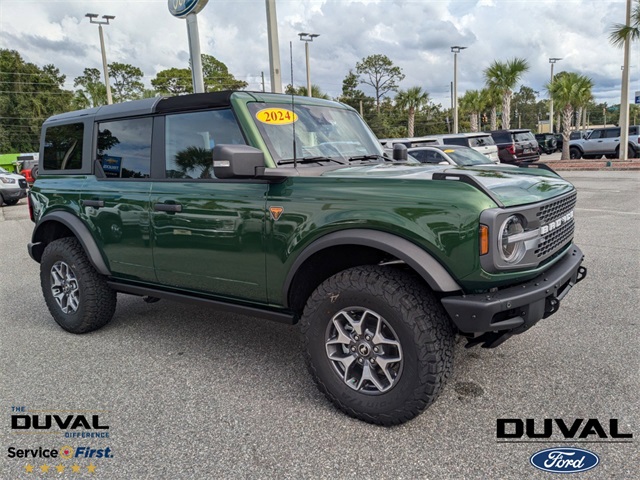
[[1, 171, 638, 479]]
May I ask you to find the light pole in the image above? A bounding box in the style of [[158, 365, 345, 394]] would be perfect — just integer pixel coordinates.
[[548, 57, 562, 133], [619, 0, 632, 160], [265, 0, 282, 93], [86, 13, 115, 105], [451, 46, 467, 134], [298, 33, 319, 97]]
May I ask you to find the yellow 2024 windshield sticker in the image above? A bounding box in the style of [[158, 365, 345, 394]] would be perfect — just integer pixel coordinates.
[[255, 108, 298, 125]]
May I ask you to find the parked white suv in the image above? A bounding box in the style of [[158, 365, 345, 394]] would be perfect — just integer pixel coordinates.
[[0, 166, 28, 206], [379, 133, 499, 163]]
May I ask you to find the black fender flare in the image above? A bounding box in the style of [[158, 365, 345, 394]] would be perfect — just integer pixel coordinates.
[[29, 210, 111, 276], [282, 229, 462, 305]]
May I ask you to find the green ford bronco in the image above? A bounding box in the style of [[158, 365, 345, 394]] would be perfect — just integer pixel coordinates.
[[28, 91, 586, 425]]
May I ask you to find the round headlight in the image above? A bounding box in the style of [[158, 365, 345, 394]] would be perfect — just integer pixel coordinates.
[[499, 215, 526, 263]]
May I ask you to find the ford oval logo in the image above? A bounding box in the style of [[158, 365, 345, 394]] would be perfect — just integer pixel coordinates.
[[530, 447, 599, 474], [168, 0, 209, 18]]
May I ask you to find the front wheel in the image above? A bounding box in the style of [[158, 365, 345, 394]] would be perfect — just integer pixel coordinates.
[[300, 266, 454, 425], [40, 237, 117, 333], [569, 147, 582, 159]]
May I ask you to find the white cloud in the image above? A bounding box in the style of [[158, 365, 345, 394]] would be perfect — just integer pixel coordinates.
[[0, 0, 636, 105]]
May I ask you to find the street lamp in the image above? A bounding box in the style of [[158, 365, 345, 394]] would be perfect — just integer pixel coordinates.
[[548, 57, 562, 134], [298, 33, 320, 97], [86, 13, 115, 105], [451, 46, 467, 134]]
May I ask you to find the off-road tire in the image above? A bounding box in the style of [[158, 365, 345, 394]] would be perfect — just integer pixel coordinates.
[[40, 237, 116, 333], [300, 265, 454, 426], [31, 165, 39, 180], [569, 147, 582, 159], [4, 198, 19, 206], [0, 194, 4, 207]]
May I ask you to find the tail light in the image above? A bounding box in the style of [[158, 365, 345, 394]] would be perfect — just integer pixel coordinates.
[[506, 144, 516, 155], [27, 194, 34, 222]]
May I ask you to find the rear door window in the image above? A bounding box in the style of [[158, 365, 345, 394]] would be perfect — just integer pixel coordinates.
[[97, 118, 153, 178]]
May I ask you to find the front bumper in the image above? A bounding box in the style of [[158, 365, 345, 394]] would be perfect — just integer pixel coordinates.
[[441, 245, 586, 346], [1, 187, 27, 201]]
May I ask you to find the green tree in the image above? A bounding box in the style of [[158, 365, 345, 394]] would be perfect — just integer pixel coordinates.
[[339, 69, 374, 116], [284, 84, 330, 99], [201, 54, 247, 92], [0, 49, 72, 152], [355, 54, 405, 113], [459, 89, 485, 132], [395, 86, 429, 137], [511, 85, 539, 130], [73, 68, 107, 107], [482, 87, 501, 131], [151, 67, 193, 95], [483, 58, 530, 129], [609, 0, 640, 46], [547, 72, 593, 159], [109, 62, 145, 102]]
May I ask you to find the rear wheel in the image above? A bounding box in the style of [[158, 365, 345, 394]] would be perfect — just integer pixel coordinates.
[[31, 165, 39, 180], [300, 266, 454, 425], [40, 237, 116, 333], [4, 198, 18, 206]]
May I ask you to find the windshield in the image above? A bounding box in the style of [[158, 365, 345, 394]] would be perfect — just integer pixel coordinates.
[[247, 102, 384, 164], [441, 147, 492, 166]]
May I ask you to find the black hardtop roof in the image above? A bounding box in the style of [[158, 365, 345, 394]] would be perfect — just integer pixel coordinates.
[[42, 90, 347, 126]]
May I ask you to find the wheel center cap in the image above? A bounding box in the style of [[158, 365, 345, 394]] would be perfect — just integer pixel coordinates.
[[358, 343, 370, 356]]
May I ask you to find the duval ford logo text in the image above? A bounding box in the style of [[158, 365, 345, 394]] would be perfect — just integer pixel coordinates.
[[530, 448, 599, 474]]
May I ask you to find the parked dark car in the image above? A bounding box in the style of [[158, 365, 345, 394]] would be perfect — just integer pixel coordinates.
[[490, 129, 540, 163], [535, 133, 557, 155]]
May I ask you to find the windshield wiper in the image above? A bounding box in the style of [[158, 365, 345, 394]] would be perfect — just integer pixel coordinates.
[[277, 156, 346, 165], [347, 154, 390, 162]]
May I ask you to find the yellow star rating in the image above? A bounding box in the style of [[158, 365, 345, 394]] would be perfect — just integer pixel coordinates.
[[56, 464, 66, 473], [87, 463, 97, 473], [71, 463, 81, 473], [40, 464, 50, 473], [24, 464, 34, 473]]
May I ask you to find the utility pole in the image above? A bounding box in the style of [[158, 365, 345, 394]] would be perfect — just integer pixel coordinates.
[[619, 0, 632, 160], [298, 33, 319, 97], [265, 0, 282, 93], [451, 46, 467, 134], [548, 58, 562, 134], [85, 13, 115, 105]]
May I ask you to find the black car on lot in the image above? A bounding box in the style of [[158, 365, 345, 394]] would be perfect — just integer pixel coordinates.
[[535, 133, 557, 155], [490, 129, 540, 163]]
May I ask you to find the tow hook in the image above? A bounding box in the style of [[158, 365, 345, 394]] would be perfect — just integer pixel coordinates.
[[576, 266, 587, 283]]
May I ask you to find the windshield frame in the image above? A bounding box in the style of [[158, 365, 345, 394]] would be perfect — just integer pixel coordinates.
[[246, 101, 385, 167]]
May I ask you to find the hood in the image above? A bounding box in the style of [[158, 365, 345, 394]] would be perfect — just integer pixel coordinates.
[[0, 171, 26, 181], [321, 163, 574, 207]]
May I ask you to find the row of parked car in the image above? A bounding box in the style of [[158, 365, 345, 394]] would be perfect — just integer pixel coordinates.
[[380, 129, 541, 166], [536, 126, 640, 159]]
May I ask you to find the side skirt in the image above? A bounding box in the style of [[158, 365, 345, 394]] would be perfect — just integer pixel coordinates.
[[107, 281, 296, 325]]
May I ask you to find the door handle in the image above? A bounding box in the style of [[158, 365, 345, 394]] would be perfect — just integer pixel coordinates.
[[154, 203, 182, 213], [82, 199, 104, 208]]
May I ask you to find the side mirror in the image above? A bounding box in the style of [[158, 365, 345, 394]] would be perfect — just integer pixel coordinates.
[[392, 143, 408, 161], [212, 145, 266, 179]]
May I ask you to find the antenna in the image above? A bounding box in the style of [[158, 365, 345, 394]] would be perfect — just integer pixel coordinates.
[[290, 41, 297, 169]]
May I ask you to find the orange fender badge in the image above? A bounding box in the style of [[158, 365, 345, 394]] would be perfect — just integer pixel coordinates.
[[269, 206, 284, 221]]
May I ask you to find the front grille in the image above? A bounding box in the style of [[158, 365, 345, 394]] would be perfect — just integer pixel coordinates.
[[535, 220, 574, 257], [535, 191, 577, 258], [536, 191, 577, 223], [18, 179, 28, 189]]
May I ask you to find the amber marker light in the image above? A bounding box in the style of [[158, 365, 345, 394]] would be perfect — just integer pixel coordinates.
[[479, 225, 489, 255]]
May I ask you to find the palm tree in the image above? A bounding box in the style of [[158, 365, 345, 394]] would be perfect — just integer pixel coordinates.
[[395, 86, 430, 137], [547, 72, 593, 160], [609, 0, 640, 46], [483, 58, 530, 129], [459, 90, 485, 132], [574, 76, 594, 132], [482, 87, 501, 131]]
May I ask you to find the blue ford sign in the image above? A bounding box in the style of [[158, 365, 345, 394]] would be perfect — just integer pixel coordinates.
[[530, 447, 599, 474], [168, 0, 209, 18]]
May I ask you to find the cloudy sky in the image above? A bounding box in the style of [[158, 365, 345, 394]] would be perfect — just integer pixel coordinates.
[[1, 0, 636, 107]]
